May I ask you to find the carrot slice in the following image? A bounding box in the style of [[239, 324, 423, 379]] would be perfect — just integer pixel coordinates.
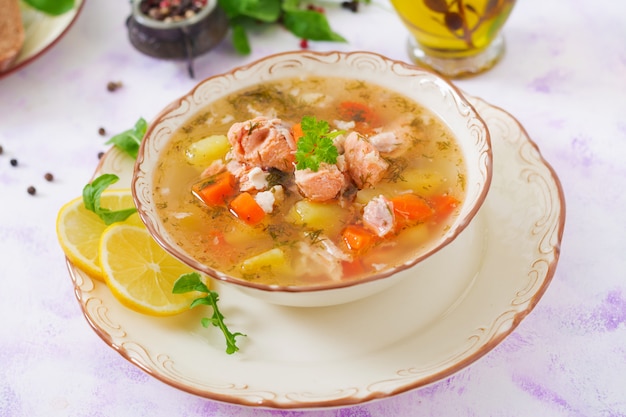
[[292, 122, 304, 142], [429, 194, 460, 219], [205, 231, 239, 264], [341, 224, 377, 252], [390, 194, 434, 222], [341, 259, 367, 278], [229, 192, 265, 225], [192, 172, 236, 206], [338, 101, 381, 130]]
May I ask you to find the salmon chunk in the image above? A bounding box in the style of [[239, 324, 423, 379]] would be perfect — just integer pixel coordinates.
[[227, 116, 296, 172], [294, 162, 347, 202], [292, 239, 352, 281], [368, 131, 402, 154], [343, 132, 389, 188], [363, 195, 395, 237], [200, 159, 225, 179]]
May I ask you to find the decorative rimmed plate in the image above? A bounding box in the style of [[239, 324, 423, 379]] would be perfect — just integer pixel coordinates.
[[0, 0, 84, 78], [66, 96, 565, 409]]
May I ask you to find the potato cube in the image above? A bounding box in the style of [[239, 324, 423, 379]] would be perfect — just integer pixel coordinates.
[[240, 248, 291, 276], [185, 135, 231, 167], [398, 168, 445, 197], [286, 200, 349, 237]]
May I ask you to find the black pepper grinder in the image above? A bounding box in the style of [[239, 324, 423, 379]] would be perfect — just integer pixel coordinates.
[[126, 0, 229, 78]]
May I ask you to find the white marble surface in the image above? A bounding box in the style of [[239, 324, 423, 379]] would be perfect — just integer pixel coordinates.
[[1, 0, 625, 416]]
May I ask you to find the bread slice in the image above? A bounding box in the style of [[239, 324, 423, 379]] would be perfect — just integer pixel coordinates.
[[0, 0, 26, 72]]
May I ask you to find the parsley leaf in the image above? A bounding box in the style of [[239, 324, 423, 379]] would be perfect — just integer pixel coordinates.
[[295, 116, 342, 172], [173, 272, 246, 354], [82, 174, 137, 225], [105, 118, 147, 159]]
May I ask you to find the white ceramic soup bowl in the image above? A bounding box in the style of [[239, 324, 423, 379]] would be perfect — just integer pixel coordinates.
[[133, 50, 492, 307]]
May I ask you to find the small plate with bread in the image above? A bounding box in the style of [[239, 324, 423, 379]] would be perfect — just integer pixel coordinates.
[[0, 0, 84, 77]]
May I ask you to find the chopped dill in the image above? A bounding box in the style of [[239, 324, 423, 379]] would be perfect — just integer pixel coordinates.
[[248, 121, 260, 134], [457, 172, 466, 190], [230, 86, 293, 113], [409, 117, 424, 129], [305, 229, 324, 244], [192, 112, 211, 126], [266, 168, 290, 188], [265, 223, 291, 241], [384, 157, 408, 183], [181, 112, 211, 133], [392, 96, 416, 113], [240, 272, 259, 281], [437, 141, 451, 151], [345, 80, 366, 91]]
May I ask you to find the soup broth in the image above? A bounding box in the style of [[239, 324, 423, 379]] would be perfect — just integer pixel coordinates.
[[152, 76, 466, 287]]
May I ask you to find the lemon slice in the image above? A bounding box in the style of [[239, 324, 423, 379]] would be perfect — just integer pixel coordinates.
[[56, 189, 142, 280], [99, 224, 200, 316]]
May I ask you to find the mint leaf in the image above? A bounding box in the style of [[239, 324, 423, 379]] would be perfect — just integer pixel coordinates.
[[218, 0, 258, 18], [241, 0, 281, 22], [218, 0, 281, 21], [283, 10, 346, 42], [23, 0, 74, 15], [281, 0, 299, 11], [82, 174, 117, 213], [82, 174, 138, 225], [106, 118, 147, 159], [232, 24, 251, 55], [218, 0, 350, 54]]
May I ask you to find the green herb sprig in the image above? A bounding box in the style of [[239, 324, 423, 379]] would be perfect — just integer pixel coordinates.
[[82, 174, 138, 225], [218, 0, 351, 54], [173, 272, 246, 354], [82, 117, 146, 224], [105, 117, 147, 159], [295, 116, 343, 172], [23, 0, 75, 16]]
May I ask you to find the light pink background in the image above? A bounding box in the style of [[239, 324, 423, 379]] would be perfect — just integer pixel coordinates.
[[1, 0, 625, 416]]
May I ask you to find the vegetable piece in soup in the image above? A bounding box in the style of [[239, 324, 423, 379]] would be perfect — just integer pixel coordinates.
[[152, 76, 466, 287]]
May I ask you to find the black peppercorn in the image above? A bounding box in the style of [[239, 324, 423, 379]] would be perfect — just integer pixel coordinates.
[[107, 81, 123, 92], [341, 1, 359, 12], [10, 158, 17, 167], [44, 173, 54, 182], [98, 127, 106, 136], [0, 145, 3, 154], [98, 151, 105, 159], [27, 186, 36, 195]]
